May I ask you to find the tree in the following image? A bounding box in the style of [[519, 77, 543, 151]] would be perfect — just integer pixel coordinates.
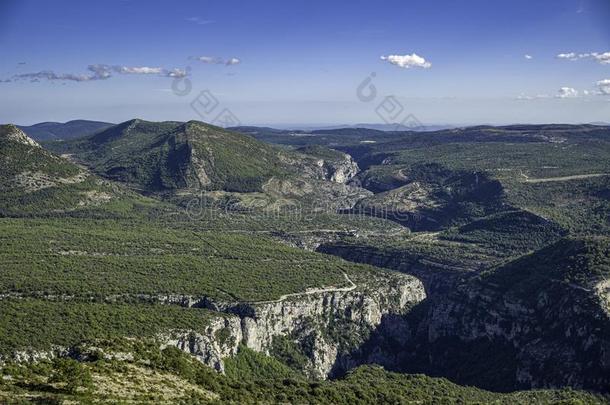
[[50, 358, 93, 395]]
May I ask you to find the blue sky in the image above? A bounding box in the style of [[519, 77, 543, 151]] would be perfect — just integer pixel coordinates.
[[0, 0, 609, 126]]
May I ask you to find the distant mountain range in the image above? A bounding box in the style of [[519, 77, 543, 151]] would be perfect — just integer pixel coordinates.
[[15, 120, 610, 142], [17, 120, 114, 141], [288, 123, 457, 132]]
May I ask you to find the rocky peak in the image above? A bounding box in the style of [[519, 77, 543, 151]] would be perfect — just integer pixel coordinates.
[[296, 145, 361, 184], [0, 124, 40, 148], [327, 153, 360, 183]]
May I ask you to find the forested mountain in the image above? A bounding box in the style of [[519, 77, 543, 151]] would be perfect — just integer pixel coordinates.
[[1, 121, 609, 403]]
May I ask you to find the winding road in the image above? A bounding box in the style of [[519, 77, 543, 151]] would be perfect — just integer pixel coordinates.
[[251, 271, 357, 305], [519, 172, 608, 183]]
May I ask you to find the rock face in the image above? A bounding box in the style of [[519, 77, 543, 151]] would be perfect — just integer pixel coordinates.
[[319, 238, 610, 392], [162, 316, 243, 373], [322, 154, 360, 184], [293, 145, 361, 184], [387, 277, 610, 392], [0, 124, 41, 148], [237, 273, 424, 378], [165, 272, 425, 378]]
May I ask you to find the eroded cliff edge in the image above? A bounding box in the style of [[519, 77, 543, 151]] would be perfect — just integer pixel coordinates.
[[318, 237, 610, 392], [167, 271, 425, 378]]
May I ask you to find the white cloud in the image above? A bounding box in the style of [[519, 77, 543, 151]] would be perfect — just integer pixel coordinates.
[[524, 54, 533, 60], [193, 56, 224, 64], [87, 64, 113, 79], [517, 83, 609, 100], [5, 64, 187, 83], [380, 53, 431, 69], [556, 87, 579, 98], [192, 56, 241, 66], [556, 52, 578, 60], [556, 51, 610, 64], [597, 79, 610, 95], [10, 66, 111, 82], [164, 68, 188, 78], [516, 93, 550, 100], [592, 52, 610, 65], [104, 65, 186, 78], [114, 66, 163, 75]]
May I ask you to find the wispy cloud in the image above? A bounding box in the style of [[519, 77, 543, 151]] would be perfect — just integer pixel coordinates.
[[524, 54, 533, 60], [594, 53, 610, 64], [11, 67, 110, 82], [192, 56, 224, 64], [164, 68, 188, 78], [91, 64, 187, 77], [556, 87, 579, 98], [3, 64, 187, 83], [597, 79, 610, 95], [517, 86, 588, 100], [380, 53, 431, 69], [516, 94, 549, 100], [186, 17, 214, 25], [519, 81, 610, 99], [113, 66, 164, 74], [191, 56, 242, 66], [556, 51, 610, 64], [556, 52, 579, 60]]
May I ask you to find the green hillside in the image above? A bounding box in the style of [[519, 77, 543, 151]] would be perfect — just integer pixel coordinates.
[[1, 347, 605, 404], [0, 217, 382, 302], [0, 124, 138, 216], [482, 236, 610, 295], [2, 121, 609, 400], [50, 119, 296, 192], [354, 139, 610, 234]]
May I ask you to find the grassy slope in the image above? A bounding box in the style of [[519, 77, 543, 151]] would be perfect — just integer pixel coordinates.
[[49, 119, 296, 192], [383, 141, 610, 179], [481, 236, 610, 294], [0, 218, 384, 302], [322, 208, 569, 273], [1, 344, 606, 404], [357, 140, 610, 234], [0, 299, 223, 354], [0, 124, 154, 217]]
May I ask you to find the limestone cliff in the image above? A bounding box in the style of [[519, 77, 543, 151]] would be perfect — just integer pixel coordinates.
[[322, 153, 360, 184], [166, 271, 425, 378], [161, 316, 243, 373], [319, 237, 610, 392], [293, 145, 360, 184]]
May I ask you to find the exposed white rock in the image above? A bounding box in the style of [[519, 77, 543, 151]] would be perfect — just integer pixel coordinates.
[[161, 316, 242, 373], [328, 155, 359, 183], [1, 272, 425, 381], [0, 124, 40, 148], [216, 273, 424, 377], [162, 272, 425, 378]]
